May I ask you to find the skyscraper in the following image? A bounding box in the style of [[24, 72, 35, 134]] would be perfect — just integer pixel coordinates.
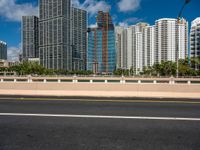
[[127, 23, 151, 74], [155, 18, 188, 63], [116, 23, 155, 74], [190, 17, 200, 70], [0, 41, 7, 60], [87, 11, 116, 74], [22, 16, 39, 60], [39, 0, 71, 70], [71, 7, 87, 71], [115, 26, 127, 69], [178, 18, 188, 60], [143, 25, 155, 67], [155, 18, 177, 63]]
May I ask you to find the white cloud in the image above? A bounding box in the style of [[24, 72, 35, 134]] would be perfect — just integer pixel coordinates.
[[118, 22, 129, 27], [117, 0, 141, 12], [72, 0, 111, 16], [0, 0, 38, 22], [125, 17, 143, 23], [118, 17, 143, 27], [7, 43, 21, 61], [89, 23, 97, 28]]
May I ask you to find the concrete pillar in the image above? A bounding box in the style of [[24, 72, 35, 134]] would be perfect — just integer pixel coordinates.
[[120, 80, 126, 84], [29, 79, 32, 83], [73, 75, 77, 83], [73, 79, 77, 83], [121, 76, 125, 84], [170, 77, 175, 84]]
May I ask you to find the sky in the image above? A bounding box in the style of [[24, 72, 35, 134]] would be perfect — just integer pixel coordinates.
[[0, 0, 199, 61]]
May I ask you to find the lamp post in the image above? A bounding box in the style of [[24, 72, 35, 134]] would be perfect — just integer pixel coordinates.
[[176, 0, 191, 78]]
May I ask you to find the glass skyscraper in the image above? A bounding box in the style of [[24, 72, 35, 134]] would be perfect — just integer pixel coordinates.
[[71, 7, 87, 71], [87, 11, 116, 74], [22, 16, 39, 60], [39, 0, 72, 70]]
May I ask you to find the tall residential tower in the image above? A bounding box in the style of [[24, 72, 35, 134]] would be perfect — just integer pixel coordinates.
[[190, 17, 200, 70], [115, 26, 127, 69], [155, 18, 188, 63], [126, 23, 155, 74]]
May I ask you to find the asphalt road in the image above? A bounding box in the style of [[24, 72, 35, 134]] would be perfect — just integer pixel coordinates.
[[0, 97, 200, 150]]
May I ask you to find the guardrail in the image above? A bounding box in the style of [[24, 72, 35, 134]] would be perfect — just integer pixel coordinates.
[[0, 76, 200, 85]]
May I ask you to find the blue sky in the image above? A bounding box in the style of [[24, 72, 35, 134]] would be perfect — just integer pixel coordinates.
[[0, 0, 199, 60]]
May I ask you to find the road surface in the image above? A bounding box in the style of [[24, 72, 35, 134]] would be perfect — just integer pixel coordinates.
[[0, 97, 200, 150]]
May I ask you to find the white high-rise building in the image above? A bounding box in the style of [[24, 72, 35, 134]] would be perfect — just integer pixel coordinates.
[[127, 23, 149, 74], [190, 17, 200, 70], [116, 23, 156, 74], [115, 26, 127, 69], [143, 25, 155, 67], [178, 18, 188, 59], [115, 18, 188, 74], [155, 18, 188, 63], [155, 18, 177, 63]]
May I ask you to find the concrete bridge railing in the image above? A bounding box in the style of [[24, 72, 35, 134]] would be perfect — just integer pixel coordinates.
[[0, 76, 200, 85]]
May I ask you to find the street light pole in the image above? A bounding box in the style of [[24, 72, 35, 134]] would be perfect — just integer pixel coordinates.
[[176, 0, 191, 78]]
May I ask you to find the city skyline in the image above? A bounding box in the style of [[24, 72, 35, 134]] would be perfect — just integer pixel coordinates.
[[0, 0, 199, 61]]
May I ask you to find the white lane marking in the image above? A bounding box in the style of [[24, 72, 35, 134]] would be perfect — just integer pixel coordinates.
[[0, 113, 200, 121]]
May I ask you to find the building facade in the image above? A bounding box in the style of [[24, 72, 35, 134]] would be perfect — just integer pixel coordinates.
[[39, 0, 71, 70], [190, 17, 200, 70], [155, 18, 188, 63], [178, 18, 188, 59], [126, 23, 152, 74], [87, 11, 116, 74], [71, 7, 87, 71], [115, 26, 127, 69], [22, 16, 39, 60], [155, 18, 177, 63], [0, 41, 7, 60], [144, 26, 155, 67]]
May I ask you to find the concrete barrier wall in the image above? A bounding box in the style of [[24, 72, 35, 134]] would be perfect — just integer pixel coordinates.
[[0, 82, 200, 92], [0, 77, 200, 98]]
